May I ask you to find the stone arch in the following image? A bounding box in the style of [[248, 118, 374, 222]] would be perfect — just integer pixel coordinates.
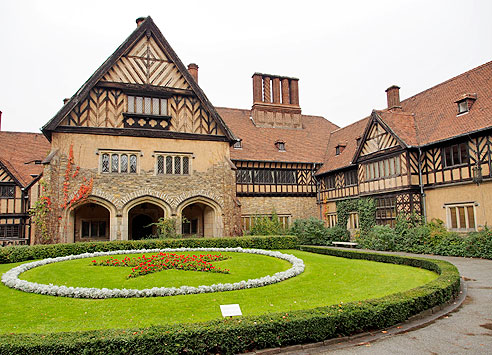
[[121, 195, 172, 240], [176, 195, 223, 237], [63, 196, 118, 243]]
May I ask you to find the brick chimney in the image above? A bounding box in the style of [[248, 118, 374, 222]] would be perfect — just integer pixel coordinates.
[[187, 63, 198, 83], [251, 73, 301, 129], [385, 85, 401, 109], [136, 17, 146, 27]]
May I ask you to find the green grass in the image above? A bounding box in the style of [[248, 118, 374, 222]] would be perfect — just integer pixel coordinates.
[[0, 250, 437, 334]]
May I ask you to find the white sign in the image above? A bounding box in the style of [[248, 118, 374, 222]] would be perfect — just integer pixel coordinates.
[[220, 304, 242, 317]]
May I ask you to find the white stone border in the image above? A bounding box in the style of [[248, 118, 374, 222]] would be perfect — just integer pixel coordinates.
[[1, 248, 305, 299]]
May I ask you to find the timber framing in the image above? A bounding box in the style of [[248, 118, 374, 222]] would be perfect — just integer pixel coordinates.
[[54, 126, 230, 142], [42, 16, 238, 143]]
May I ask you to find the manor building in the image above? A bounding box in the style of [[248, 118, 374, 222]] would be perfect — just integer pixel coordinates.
[[0, 17, 491, 245]]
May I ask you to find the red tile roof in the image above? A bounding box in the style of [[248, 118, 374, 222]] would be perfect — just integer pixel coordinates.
[[217, 107, 339, 163], [399, 60, 492, 146], [316, 117, 368, 175], [317, 60, 492, 176], [0, 132, 51, 186]]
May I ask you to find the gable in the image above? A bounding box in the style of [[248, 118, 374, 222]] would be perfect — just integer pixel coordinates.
[[360, 121, 400, 157], [43, 17, 236, 142], [0, 163, 16, 184], [101, 35, 190, 89]]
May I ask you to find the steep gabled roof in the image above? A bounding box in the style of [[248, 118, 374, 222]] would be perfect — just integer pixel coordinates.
[[400, 60, 492, 146], [42, 16, 237, 143], [316, 117, 368, 175], [0, 132, 50, 187], [217, 107, 338, 163]]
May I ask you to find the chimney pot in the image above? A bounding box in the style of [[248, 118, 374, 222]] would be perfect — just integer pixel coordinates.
[[187, 63, 199, 83], [136, 17, 146, 27], [385, 85, 401, 109]]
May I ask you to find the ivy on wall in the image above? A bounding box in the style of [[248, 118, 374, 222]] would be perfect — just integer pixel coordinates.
[[335, 197, 376, 235]]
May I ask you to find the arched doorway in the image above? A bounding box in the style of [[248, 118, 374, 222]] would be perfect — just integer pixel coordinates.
[[128, 202, 164, 240], [178, 197, 222, 238], [71, 202, 110, 242]]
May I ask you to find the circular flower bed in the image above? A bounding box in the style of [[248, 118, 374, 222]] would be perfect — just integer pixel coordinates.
[[1, 247, 304, 299]]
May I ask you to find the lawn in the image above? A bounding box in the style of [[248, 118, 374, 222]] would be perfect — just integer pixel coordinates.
[[1, 250, 437, 334]]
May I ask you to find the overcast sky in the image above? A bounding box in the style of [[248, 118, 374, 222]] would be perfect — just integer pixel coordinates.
[[1, 0, 491, 133]]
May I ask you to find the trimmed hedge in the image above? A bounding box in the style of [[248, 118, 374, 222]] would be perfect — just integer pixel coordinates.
[[0, 236, 299, 264], [0, 245, 460, 354]]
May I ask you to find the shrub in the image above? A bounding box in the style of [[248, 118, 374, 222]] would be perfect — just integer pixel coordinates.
[[151, 217, 178, 239], [0, 236, 299, 264], [327, 225, 350, 242], [0, 247, 460, 354], [249, 212, 284, 236], [463, 227, 492, 259], [290, 218, 331, 245], [357, 225, 396, 251]]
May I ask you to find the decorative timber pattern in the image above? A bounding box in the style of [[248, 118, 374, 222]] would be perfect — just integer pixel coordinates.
[[0, 166, 15, 183], [168, 96, 219, 135], [360, 122, 399, 157], [234, 161, 317, 196], [319, 170, 359, 201], [102, 36, 190, 89], [62, 88, 125, 128]]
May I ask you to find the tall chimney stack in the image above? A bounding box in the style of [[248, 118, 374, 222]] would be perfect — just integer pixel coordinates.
[[136, 17, 146, 27], [385, 85, 401, 109], [187, 63, 198, 83]]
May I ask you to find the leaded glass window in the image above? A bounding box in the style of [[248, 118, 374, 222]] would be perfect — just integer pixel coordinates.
[[130, 155, 137, 173], [111, 154, 119, 173], [101, 154, 110, 173], [127, 95, 168, 116], [0, 185, 15, 198], [166, 156, 173, 174], [120, 154, 128, 173], [174, 157, 181, 174], [183, 157, 189, 175], [157, 155, 164, 174]]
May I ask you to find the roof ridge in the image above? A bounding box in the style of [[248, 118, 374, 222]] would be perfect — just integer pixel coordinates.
[[400, 60, 492, 105]]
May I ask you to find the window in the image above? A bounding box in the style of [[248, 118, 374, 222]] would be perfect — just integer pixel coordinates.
[[0, 224, 21, 238], [375, 196, 397, 227], [443, 143, 469, 167], [325, 175, 336, 190], [81, 220, 107, 238], [156, 153, 191, 175], [100, 152, 138, 174], [446, 203, 476, 232], [347, 212, 359, 230], [275, 141, 286, 151], [254, 169, 274, 184], [182, 219, 198, 234], [128, 95, 168, 116], [233, 141, 242, 149], [457, 100, 468, 114], [336, 146, 341, 155], [335, 144, 346, 155], [325, 212, 337, 228], [364, 156, 401, 181], [344, 170, 358, 186], [275, 170, 296, 184], [0, 185, 15, 198], [236, 169, 252, 183], [241, 214, 291, 232]]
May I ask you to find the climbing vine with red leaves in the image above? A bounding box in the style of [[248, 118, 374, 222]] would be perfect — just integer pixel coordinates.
[[60, 144, 93, 210]]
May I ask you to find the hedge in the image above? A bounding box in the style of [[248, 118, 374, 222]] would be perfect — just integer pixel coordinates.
[[0, 245, 460, 354], [0, 236, 299, 264]]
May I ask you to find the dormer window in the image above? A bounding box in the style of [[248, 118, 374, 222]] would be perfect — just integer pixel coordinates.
[[275, 141, 286, 152], [455, 93, 477, 115], [457, 100, 468, 114], [356, 137, 361, 147], [335, 143, 346, 155], [128, 95, 168, 116], [233, 140, 242, 149]]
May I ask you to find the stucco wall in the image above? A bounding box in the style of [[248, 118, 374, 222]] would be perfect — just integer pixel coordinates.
[[424, 180, 492, 230], [239, 196, 320, 221]]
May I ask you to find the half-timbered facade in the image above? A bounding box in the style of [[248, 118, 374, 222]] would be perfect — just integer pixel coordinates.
[[317, 62, 492, 231], [1, 17, 490, 243], [0, 132, 50, 245]]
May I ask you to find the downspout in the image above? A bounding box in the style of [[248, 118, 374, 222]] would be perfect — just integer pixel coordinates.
[[418, 147, 427, 222], [313, 164, 322, 220]]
